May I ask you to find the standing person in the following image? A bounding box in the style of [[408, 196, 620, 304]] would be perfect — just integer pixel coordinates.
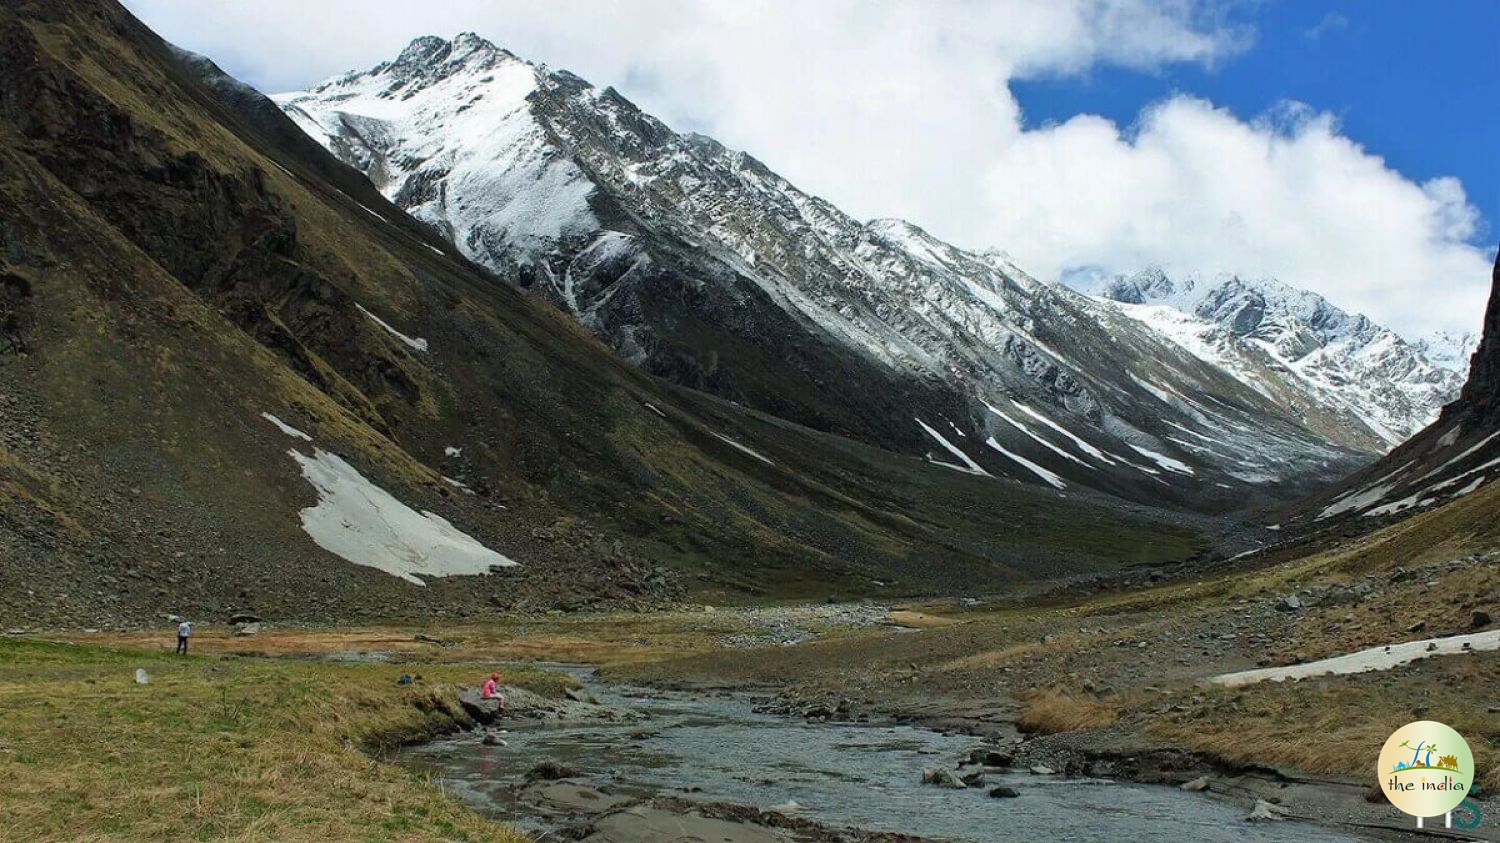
[[481, 671, 505, 709], [175, 619, 192, 655]]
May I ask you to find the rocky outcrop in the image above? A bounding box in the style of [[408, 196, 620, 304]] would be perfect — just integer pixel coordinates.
[[1451, 252, 1500, 424]]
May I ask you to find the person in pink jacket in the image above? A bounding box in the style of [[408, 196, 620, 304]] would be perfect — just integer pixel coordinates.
[[481, 671, 506, 709]]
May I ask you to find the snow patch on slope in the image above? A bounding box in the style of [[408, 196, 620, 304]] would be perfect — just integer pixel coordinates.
[[357, 304, 428, 352], [917, 418, 988, 476], [984, 437, 1065, 489], [262, 413, 312, 442], [1211, 630, 1500, 687], [289, 449, 515, 585]]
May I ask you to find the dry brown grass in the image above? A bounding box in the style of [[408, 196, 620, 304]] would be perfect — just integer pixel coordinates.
[[0, 638, 570, 842], [66, 610, 773, 671], [1147, 652, 1500, 793], [1016, 688, 1119, 734]]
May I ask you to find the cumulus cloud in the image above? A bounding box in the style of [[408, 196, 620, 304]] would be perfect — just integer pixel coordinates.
[[122, 0, 1491, 338]]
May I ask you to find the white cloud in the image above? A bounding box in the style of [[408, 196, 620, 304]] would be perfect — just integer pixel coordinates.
[[1303, 12, 1349, 41], [123, 0, 1491, 338]]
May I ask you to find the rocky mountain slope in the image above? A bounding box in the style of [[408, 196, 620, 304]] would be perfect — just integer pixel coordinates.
[[0, 0, 1227, 627], [1075, 268, 1465, 446], [1289, 250, 1500, 526], [272, 35, 1422, 509]]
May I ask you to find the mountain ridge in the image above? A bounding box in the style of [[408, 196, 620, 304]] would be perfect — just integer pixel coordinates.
[[1074, 267, 1465, 446], [272, 32, 1418, 508]]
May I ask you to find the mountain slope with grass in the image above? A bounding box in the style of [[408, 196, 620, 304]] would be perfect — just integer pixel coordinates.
[[272, 34, 1389, 509], [0, 0, 1218, 628]]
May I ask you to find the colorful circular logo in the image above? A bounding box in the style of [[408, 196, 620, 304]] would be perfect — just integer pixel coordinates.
[[1378, 720, 1475, 816]]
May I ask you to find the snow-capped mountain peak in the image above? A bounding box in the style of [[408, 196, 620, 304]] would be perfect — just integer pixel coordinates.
[[272, 36, 1447, 506], [1078, 268, 1465, 446]]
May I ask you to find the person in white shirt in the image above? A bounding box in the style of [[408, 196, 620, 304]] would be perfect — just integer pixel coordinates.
[[175, 620, 192, 655]]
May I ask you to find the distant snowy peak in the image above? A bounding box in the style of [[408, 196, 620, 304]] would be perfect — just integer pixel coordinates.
[[1417, 330, 1479, 374], [1083, 268, 1466, 446]]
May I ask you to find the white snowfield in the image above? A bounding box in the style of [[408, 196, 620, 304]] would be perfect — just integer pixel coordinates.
[[290, 449, 516, 585], [262, 412, 514, 585], [1209, 629, 1500, 687]]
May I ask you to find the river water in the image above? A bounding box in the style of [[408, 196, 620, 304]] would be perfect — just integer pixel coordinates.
[[401, 676, 1365, 842]]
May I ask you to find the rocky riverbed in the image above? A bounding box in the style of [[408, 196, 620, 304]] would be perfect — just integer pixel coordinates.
[[403, 677, 1372, 842]]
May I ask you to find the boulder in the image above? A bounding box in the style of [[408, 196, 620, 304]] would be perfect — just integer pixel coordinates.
[[233, 622, 261, 636], [988, 785, 1020, 798], [1273, 595, 1302, 612], [134, 668, 150, 685], [458, 688, 503, 724], [228, 612, 262, 625], [1473, 609, 1493, 629], [960, 769, 986, 786], [1179, 776, 1210, 792], [1028, 765, 1056, 776], [481, 731, 506, 746], [969, 748, 1013, 767]]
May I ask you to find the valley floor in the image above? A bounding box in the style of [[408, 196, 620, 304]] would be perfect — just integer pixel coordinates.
[[6, 496, 1500, 841]]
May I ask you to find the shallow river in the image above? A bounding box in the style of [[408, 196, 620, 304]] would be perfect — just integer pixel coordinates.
[[401, 674, 1363, 842]]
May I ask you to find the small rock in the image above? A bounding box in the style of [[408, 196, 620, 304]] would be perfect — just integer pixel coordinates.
[[922, 768, 966, 789], [1028, 765, 1056, 776], [1180, 776, 1210, 792], [988, 786, 1020, 798], [525, 761, 577, 781], [1426, 642, 1439, 652], [481, 731, 506, 747], [1473, 610, 1493, 629], [1274, 596, 1302, 612], [960, 769, 986, 786], [1246, 799, 1286, 822], [228, 612, 261, 625], [134, 668, 150, 685]]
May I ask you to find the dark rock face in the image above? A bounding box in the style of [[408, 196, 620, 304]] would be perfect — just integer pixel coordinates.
[[0, 272, 31, 354], [1453, 251, 1500, 424]]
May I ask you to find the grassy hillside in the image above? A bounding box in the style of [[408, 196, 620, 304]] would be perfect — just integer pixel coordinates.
[[0, 0, 1212, 627]]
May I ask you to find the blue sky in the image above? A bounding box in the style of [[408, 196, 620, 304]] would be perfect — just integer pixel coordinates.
[[1012, 1, 1499, 243]]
